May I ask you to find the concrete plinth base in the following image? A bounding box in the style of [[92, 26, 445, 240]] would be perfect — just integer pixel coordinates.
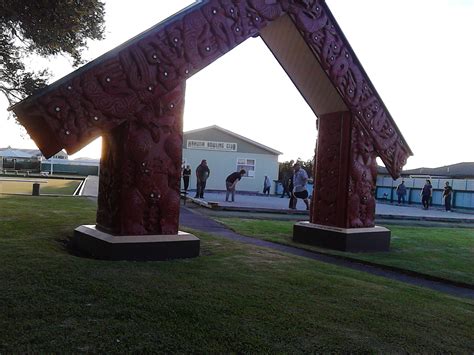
[[72, 225, 200, 261], [293, 222, 390, 252]]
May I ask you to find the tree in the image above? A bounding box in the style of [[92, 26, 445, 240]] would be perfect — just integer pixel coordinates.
[[1, 0, 105, 105], [278, 159, 294, 181], [278, 158, 315, 181]]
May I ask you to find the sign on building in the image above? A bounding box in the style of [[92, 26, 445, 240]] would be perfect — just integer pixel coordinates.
[[187, 140, 237, 151]]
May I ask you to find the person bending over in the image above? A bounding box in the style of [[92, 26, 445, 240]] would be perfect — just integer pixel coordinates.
[[225, 169, 246, 202]]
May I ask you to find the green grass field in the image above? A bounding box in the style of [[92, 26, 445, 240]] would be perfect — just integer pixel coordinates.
[[213, 218, 474, 285], [0, 177, 81, 195], [0, 196, 473, 352]]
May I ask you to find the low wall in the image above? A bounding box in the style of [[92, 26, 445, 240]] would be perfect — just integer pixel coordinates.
[[376, 176, 474, 209]]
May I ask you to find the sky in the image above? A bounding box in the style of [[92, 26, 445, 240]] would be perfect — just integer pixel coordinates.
[[1, 0, 473, 169]]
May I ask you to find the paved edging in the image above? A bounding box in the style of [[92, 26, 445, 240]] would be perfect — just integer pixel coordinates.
[[378, 214, 474, 224], [188, 196, 474, 223], [188, 196, 309, 215]]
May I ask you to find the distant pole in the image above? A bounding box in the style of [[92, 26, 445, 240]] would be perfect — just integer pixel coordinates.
[[50, 159, 53, 175]]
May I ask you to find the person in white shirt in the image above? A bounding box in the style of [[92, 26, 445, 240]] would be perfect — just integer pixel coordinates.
[[291, 163, 309, 210]]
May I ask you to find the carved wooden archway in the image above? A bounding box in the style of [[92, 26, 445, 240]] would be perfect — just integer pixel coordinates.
[[11, 0, 412, 258]]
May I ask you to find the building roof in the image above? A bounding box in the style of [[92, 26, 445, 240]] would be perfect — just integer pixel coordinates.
[[401, 162, 474, 178], [0, 147, 33, 158], [184, 125, 283, 156], [0, 147, 68, 159], [41, 158, 99, 166], [378, 162, 474, 178]]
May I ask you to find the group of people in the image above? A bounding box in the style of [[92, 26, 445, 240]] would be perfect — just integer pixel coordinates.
[[182, 159, 246, 202], [186, 162, 455, 212], [273, 163, 310, 210], [181, 160, 310, 209], [180, 160, 210, 198], [396, 179, 453, 212]]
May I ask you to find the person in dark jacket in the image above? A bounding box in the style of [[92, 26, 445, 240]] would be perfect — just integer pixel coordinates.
[[182, 165, 191, 191], [287, 169, 295, 209], [280, 172, 292, 198], [396, 180, 407, 205], [195, 160, 210, 198], [225, 169, 246, 202], [443, 181, 453, 212], [421, 179, 432, 210]]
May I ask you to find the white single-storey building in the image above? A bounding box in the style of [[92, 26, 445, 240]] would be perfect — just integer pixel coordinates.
[[182, 125, 281, 193]]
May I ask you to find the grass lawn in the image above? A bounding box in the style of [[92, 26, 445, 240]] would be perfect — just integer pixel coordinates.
[[0, 196, 473, 352], [213, 218, 474, 286], [0, 178, 81, 195]]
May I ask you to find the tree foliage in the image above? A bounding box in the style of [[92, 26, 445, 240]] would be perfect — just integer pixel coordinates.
[[278, 158, 314, 181], [1, 0, 105, 104]]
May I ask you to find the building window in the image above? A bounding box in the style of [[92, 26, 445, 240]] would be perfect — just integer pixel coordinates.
[[237, 158, 255, 178]]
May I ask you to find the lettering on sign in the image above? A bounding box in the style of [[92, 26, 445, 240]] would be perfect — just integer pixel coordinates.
[[187, 140, 237, 151]]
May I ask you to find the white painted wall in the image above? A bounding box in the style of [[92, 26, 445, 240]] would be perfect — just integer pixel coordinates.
[[182, 149, 279, 193]]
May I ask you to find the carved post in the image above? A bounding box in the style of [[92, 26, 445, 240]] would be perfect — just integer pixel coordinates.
[[311, 111, 378, 228], [311, 111, 352, 228], [96, 84, 185, 236], [73, 84, 200, 260], [295, 111, 389, 252]]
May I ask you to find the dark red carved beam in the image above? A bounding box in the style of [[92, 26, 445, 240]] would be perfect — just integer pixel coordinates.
[[11, 0, 411, 179], [285, 1, 412, 177]]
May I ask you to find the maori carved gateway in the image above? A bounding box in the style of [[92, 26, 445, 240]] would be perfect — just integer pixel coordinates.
[[11, 0, 412, 258]]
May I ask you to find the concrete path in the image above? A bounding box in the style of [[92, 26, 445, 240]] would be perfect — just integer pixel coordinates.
[[190, 191, 474, 222], [179, 205, 474, 299], [80, 175, 99, 197], [81, 179, 474, 223]]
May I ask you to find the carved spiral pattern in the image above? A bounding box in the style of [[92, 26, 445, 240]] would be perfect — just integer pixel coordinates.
[[13, 0, 411, 235]]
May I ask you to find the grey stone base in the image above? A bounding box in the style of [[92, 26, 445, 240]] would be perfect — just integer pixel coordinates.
[[72, 225, 200, 261], [293, 222, 390, 252]]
